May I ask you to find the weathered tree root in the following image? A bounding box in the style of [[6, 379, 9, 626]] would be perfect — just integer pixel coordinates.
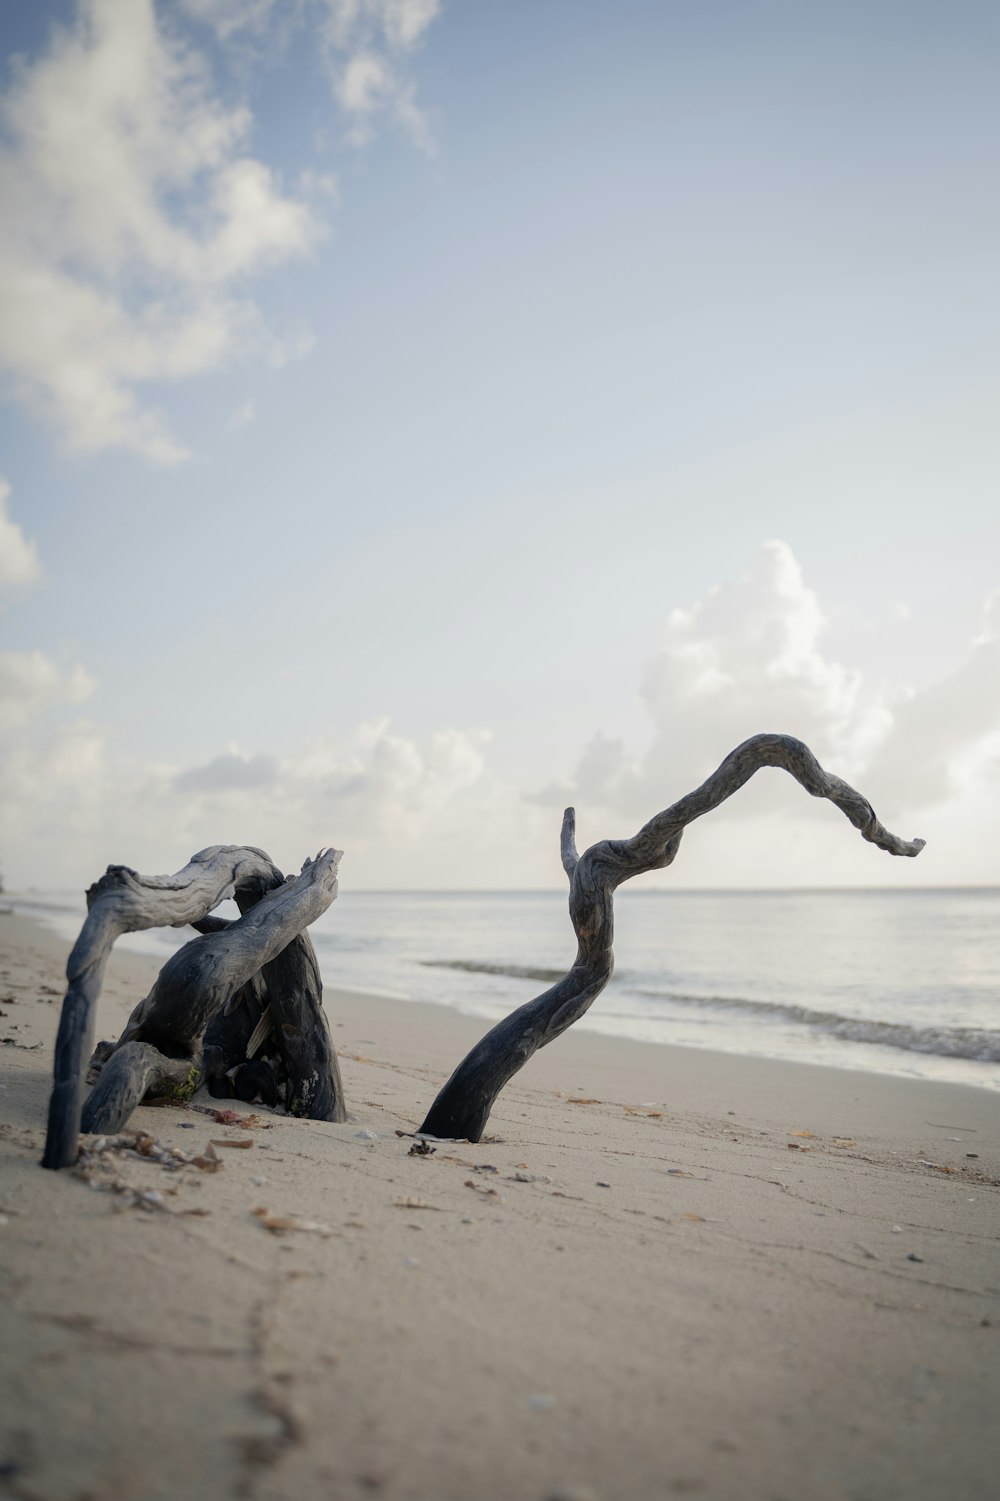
[[417, 733, 925, 1142], [43, 847, 343, 1168]]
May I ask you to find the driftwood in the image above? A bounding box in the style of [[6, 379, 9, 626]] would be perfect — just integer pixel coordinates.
[[41, 733, 926, 1171], [417, 733, 925, 1142], [192, 887, 346, 1120], [43, 847, 343, 1169]]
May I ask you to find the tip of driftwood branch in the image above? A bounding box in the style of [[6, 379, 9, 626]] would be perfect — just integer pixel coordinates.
[[560, 808, 579, 881]]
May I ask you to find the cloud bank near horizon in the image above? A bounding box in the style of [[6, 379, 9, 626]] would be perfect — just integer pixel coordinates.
[[2, 540, 996, 891]]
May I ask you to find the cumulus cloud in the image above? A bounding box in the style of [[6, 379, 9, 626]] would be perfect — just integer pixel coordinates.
[[534, 542, 891, 819], [0, 478, 96, 759], [0, 650, 95, 732], [0, 716, 488, 889], [174, 750, 278, 792], [0, 0, 324, 461], [182, 0, 441, 147], [863, 590, 1000, 812], [4, 541, 996, 890], [532, 542, 1000, 886], [0, 478, 40, 588], [0, 1, 442, 461]]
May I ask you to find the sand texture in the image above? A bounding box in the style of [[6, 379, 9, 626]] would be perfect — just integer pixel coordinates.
[[1, 910, 998, 1501]]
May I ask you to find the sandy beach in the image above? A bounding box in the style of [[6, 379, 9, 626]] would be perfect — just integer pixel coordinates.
[[1, 908, 998, 1501]]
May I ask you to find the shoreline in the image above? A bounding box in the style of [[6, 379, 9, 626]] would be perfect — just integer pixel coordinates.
[[6, 892, 999, 1096], [2, 909, 998, 1500]]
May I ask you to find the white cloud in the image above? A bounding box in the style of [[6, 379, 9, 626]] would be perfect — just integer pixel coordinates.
[[4, 542, 996, 891], [0, 716, 488, 889], [182, 0, 440, 147], [863, 591, 1000, 813], [533, 542, 892, 820], [0, 478, 41, 588], [0, 0, 323, 462], [0, 650, 95, 731], [531, 542, 1000, 887], [174, 750, 278, 792]]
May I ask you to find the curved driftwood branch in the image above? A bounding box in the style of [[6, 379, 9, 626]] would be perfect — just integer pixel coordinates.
[[42, 846, 341, 1168], [417, 733, 925, 1142]]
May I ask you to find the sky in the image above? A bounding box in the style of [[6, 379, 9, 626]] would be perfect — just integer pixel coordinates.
[[0, 0, 998, 893]]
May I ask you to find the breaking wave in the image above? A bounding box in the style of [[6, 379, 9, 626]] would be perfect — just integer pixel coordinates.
[[637, 989, 1000, 1062], [417, 959, 1000, 1063], [420, 958, 567, 984]]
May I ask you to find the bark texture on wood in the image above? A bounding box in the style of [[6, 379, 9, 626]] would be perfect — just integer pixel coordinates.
[[193, 903, 346, 1121], [417, 733, 925, 1142], [43, 847, 341, 1166], [258, 932, 346, 1120]]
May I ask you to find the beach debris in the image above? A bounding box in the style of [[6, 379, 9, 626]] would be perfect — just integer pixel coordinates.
[[207, 1107, 242, 1125], [890, 1224, 903, 1233], [73, 1131, 224, 1209], [355, 1128, 379, 1141], [395, 1128, 471, 1144], [567, 1097, 600, 1105], [2, 1037, 42, 1050], [790, 1129, 817, 1138], [210, 1137, 254, 1149], [472, 1162, 499, 1173], [666, 1168, 695, 1177], [527, 1393, 555, 1412], [832, 1138, 858, 1148], [251, 1206, 336, 1237], [917, 1159, 957, 1173], [408, 1140, 436, 1156], [77, 1129, 222, 1174], [906, 1252, 925, 1263], [681, 1212, 706, 1222], [464, 1178, 501, 1200], [595, 1181, 611, 1189], [510, 1171, 551, 1184], [966, 1152, 979, 1159], [391, 1197, 441, 1211]]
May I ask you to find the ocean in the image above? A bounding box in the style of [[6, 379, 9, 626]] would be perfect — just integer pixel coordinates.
[[11, 886, 999, 1092]]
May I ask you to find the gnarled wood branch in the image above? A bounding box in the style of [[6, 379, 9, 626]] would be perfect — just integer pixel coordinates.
[[43, 846, 341, 1168], [417, 733, 925, 1142]]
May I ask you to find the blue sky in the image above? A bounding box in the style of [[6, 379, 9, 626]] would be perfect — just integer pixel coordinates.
[[1, 1, 998, 890]]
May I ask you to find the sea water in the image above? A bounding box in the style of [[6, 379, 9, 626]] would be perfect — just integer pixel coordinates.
[[14, 886, 1000, 1092]]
